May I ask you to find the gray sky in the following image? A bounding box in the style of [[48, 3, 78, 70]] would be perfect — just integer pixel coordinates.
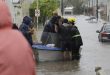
[[12, 0, 19, 2]]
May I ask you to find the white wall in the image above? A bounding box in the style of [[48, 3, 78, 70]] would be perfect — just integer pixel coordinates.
[[5, 0, 15, 23], [5, 0, 34, 27], [13, 3, 23, 27]]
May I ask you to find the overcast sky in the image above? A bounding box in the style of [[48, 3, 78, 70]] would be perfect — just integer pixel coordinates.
[[12, 0, 19, 2], [12, 0, 19, 3]]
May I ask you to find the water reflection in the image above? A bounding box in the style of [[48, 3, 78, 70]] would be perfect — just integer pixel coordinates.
[[37, 60, 80, 72]]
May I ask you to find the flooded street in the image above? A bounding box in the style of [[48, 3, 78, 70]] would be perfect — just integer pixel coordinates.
[[37, 15, 110, 75]]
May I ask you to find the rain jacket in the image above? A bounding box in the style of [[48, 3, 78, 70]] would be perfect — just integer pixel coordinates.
[[0, 1, 36, 75], [19, 16, 33, 45], [43, 16, 61, 33], [41, 16, 59, 44], [70, 26, 83, 47]]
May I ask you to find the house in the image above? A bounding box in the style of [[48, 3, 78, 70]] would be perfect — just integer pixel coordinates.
[[12, 0, 34, 27], [5, 0, 34, 27], [63, 6, 74, 15]]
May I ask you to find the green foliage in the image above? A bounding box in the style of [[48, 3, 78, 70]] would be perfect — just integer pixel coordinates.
[[29, 0, 59, 24]]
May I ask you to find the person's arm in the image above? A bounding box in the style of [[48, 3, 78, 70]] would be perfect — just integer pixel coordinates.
[[19, 25, 30, 35], [55, 24, 58, 32], [29, 27, 34, 34]]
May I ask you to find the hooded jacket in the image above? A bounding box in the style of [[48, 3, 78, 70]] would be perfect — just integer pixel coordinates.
[[0, 1, 36, 75], [19, 16, 33, 45]]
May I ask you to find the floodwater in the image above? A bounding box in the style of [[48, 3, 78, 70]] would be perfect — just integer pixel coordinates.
[[36, 15, 110, 75]]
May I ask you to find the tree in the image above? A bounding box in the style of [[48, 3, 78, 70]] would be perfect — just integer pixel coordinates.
[[29, 0, 59, 26]]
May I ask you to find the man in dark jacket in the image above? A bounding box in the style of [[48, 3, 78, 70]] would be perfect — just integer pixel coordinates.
[[41, 16, 61, 45], [43, 16, 60, 33], [57, 18, 73, 60], [68, 19, 83, 60], [19, 16, 34, 46]]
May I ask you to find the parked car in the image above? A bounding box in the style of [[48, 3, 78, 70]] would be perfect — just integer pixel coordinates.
[[96, 23, 110, 42]]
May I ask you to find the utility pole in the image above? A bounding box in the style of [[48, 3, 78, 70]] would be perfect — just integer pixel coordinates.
[[107, 0, 109, 22], [87, 0, 89, 15], [61, 0, 63, 16], [37, 0, 39, 31], [88, 0, 90, 16], [92, 0, 94, 16], [96, 0, 98, 21]]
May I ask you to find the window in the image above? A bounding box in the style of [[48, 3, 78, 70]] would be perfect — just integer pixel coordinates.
[[65, 12, 72, 15]]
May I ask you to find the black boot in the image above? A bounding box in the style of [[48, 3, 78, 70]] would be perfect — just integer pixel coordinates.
[[74, 55, 81, 60], [71, 55, 76, 60]]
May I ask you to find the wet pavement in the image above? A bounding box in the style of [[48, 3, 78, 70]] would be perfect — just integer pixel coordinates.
[[36, 15, 110, 75]]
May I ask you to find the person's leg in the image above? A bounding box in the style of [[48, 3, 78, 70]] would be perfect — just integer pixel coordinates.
[[61, 41, 67, 60], [74, 46, 81, 60], [63, 42, 72, 60], [69, 42, 76, 60], [71, 50, 75, 60], [68, 43, 72, 60]]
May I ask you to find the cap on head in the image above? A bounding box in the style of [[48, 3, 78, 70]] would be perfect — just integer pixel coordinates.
[[63, 18, 68, 23], [68, 18, 76, 23]]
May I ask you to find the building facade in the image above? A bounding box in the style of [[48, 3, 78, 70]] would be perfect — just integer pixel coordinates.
[[5, 0, 34, 27], [3, 0, 15, 24]]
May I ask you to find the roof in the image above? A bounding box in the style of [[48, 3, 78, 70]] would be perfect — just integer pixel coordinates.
[[64, 7, 74, 10]]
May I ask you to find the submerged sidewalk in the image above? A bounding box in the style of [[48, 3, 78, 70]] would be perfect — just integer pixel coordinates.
[[32, 25, 44, 43]]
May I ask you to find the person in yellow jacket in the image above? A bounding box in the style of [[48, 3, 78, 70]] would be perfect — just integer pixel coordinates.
[[67, 17, 83, 60], [68, 18, 76, 23]]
